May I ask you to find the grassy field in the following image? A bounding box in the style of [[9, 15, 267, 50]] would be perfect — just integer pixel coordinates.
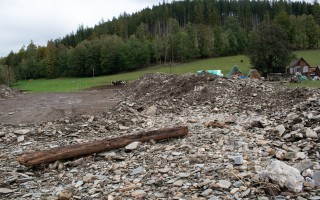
[[14, 50, 320, 92]]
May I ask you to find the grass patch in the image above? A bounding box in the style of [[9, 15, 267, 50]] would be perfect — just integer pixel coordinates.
[[13, 50, 319, 92], [288, 80, 320, 88]]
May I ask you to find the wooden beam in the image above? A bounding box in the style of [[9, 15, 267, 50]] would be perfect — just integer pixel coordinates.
[[17, 126, 188, 166]]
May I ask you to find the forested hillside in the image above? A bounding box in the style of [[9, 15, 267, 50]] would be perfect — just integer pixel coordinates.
[[1, 0, 320, 82]]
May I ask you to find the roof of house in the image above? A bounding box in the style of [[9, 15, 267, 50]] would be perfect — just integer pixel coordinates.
[[289, 57, 312, 68]]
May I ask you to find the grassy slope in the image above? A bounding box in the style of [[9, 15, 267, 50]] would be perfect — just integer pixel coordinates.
[[14, 50, 320, 92]]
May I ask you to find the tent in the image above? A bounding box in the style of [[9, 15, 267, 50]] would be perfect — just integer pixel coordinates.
[[226, 65, 243, 78]]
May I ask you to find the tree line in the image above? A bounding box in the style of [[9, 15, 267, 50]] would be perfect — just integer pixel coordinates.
[[1, 0, 320, 83]]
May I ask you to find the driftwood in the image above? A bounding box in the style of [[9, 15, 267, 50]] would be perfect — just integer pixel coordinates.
[[17, 126, 188, 166]]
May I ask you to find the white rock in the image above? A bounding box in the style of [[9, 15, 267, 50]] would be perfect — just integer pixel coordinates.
[[17, 135, 25, 143], [306, 128, 318, 138], [0, 188, 14, 194], [145, 105, 157, 116], [173, 180, 184, 186], [264, 160, 304, 192], [119, 125, 129, 130], [131, 190, 147, 198], [88, 116, 94, 123], [74, 180, 84, 188], [275, 125, 285, 136], [14, 129, 31, 135], [216, 180, 231, 189], [125, 141, 141, 151]]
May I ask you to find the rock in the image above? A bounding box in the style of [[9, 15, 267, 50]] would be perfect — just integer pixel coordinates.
[[131, 190, 147, 198], [0, 188, 14, 194], [234, 155, 243, 165], [251, 120, 264, 128], [302, 169, 314, 177], [230, 188, 239, 194], [0, 132, 5, 137], [305, 128, 318, 138], [58, 189, 73, 200], [17, 135, 25, 143], [275, 125, 285, 136], [294, 159, 314, 172], [308, 196, 320, 200], [241, 189, 251, 197], [74, 180, 84, 188], [14, 129, 31, 135], [225, 115, 238, 124], [173, 180, 184, 186], [284, 152, 306, 161], [312, 171, 320, 186], [125, 141, 141, 151], [119, 125, 129, 130], [88, 116, 94, 123], [200, 189, 213, 197], [130, 166, 144, 175], [216, 180, 231, 189], [264, 160, 304, 192], [314, 126, 320, 133], [145, 105, 157, 116]]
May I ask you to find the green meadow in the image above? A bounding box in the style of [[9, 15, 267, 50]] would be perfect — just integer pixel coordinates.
[[13, 50, 320, 92]]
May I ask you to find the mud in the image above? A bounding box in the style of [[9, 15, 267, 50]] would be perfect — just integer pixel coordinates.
[[0, 87, 121, 125]]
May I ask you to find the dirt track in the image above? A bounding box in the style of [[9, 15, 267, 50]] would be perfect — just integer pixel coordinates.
[[0, 87, 121, 125]]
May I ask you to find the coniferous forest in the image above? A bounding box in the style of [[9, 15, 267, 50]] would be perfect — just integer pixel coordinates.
[[1, 0, 320, 82]]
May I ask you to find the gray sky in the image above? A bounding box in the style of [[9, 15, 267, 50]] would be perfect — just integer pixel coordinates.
[[0, 0, 167, 57]]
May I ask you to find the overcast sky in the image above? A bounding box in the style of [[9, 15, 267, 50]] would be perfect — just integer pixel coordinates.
[[0, 0, 169, 57]]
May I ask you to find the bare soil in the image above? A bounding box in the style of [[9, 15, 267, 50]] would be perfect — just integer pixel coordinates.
[[0, 86, 121, 125]]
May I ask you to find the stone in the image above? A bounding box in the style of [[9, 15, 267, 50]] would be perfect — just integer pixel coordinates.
[[230, 188, 239, 194], [74, 180, 84, 188], [119, 125, 129, 130], [275, 125, 285, 136], [200, 189, 213, 197], [241, 189, 251, 197], [302, 169, 314, 177], [145, 105, 157, 116], [173, 180, 184, 186], [308, 196, 320, 200], [17, 135, 25, 143], [58, 189, 73, 200], [306, 128, 318, 138], [0, 132, 5, 137], [234, 155, 243, 165], [264, 160, 304, 192], [130, 166, 144, 175], [131, 190, 147, 198], [216, 180, 231, 189], [312, 171, 320, 186], [294, 159, 314, 172], [284, 152, 306, 161], [14, 129, 31, 135], [125, 141, 141, 151], [225, 115, 238, 124], [0, 188, 14, 194], [88, 116, 94, 123]]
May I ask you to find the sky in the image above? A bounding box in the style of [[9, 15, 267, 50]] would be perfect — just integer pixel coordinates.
[[0, 0, 169, 57]]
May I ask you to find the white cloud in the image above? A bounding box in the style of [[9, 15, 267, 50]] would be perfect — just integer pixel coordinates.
[[0, 0, 164, 57]]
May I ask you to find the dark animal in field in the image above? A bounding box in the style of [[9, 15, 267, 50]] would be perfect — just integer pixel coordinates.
[[111, 81, 127, 86]]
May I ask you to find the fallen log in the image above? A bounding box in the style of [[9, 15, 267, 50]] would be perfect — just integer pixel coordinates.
[[18, 126, 188, 166]]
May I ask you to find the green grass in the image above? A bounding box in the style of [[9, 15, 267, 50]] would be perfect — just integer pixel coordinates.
[[289, 80, 320, 88], [13, 50, 320, 92]]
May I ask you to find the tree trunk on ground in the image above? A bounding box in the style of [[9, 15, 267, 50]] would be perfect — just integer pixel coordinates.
[[17, 126, 188, 166]]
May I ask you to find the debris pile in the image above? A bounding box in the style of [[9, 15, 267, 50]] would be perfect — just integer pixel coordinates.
[[0, 73, 319, 199], [0, 84, 20, 99]]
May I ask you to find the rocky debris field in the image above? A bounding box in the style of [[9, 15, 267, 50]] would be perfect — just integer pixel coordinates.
[[0, 84, 21, 99], [0, 73, 319, 200]]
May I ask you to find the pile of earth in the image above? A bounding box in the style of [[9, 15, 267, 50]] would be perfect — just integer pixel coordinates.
[[119, 72, 314, 114], [0, 73, 320, 200], [0, 84, 21, 99]]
